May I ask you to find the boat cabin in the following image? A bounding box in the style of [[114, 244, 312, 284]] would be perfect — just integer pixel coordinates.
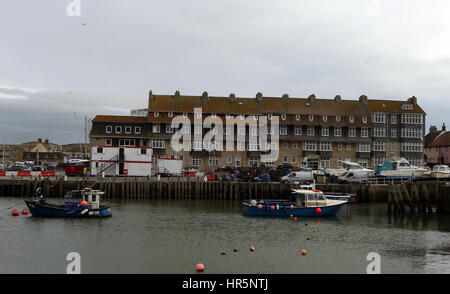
[[291, 189, 327, 207], [81, 189, 104, 209]]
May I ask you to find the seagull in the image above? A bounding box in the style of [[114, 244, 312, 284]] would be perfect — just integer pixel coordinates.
[[82, 22, 87, 26]]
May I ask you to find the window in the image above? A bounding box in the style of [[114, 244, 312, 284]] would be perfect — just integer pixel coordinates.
[[115, 126, 122, 133], [211, 113, 217, 118], [119, 139, 135, 147], [283, 156, 288, 164], [140, 149, 147, 155], [348, 127, 356, 137], [196, 112, 202, 119], [209, 156, 219, 166], [224, 126, 232, 135], [227, 156, 233, 164], [296, 114, 301, 121], [391, 129, 397, 138], [182, 124, 190, 134], [292, 156, 297, 163], [346, 144, 351, 151], [280, 125, 287, 135], [334, 127, 342, 137], [183, 112, 188, 117], [192, 141, 202, 150], [309, 115, 314, 121], [307, 126, 314, 136], [237, 125, 245, 136], [401, 114, 423, 124], [166, 124, 174, 134], [349, 116, 354, 123], [154, 112, 159, 117], [323, 115, 328, 122], [401, 143, 423, 152], [303, 142, 317, 151], [401, 128, 422, 138], [226, 114, 231, 120], [373, 142, 385, 151], [235, 156, 241, 167], [249, 156, 259, 167], [358, 143, 371, 152], [322, 127, 329, 137], [319, 142, 331, 151], [337, 144, 342, 151], [373, 128, 386, 137], [363, 116, 367, 123], [168, 112, 173, 118], [319, 160, 330, 169], [250, 126, 258, 136], [283, 142, 289, 149], [373, 113, 386, 123], [151, 139, 165, 148], [391, 115, 397, 124], [401, 104, 413, 110], [292, 142, 298, 149], [192, 156, 202, 166], [372, 157, 385, 167], [391, 142, 396, 151], [194, 124, 202, 135], [249, 141, 259, 151], [97, 147, 103, 153], [336, 116, 341, 122], [135, 126, 141, 134], [361, 127, 368, 138], [281, 114, 287, 120], [125, 126, 132, 134], [106, 139, 112, 146], [106, 126, 112, 133], [152, 123, 160, 133], [294, 126, 302, 136], [267, 114, 272, 120]]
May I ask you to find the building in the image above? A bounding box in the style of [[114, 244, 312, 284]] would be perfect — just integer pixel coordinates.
[[425, 124, 449, 166], [89, 91, 426, 171], [1, 138, 64, 165]]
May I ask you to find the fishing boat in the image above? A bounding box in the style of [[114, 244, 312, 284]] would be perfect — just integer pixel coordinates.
[[375, 158, 427, 179], [243, 188, 347, 217], [431, 165, 450, 179], [24, 188, 112, 218], [298, 184, 355, 202]]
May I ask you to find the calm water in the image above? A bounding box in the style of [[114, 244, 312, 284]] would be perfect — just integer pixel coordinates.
[[1, 197, 450, 274]]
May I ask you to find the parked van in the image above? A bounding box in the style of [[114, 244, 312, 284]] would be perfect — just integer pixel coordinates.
[[337, 171, 369, 183], [280, 170, 314, 184]]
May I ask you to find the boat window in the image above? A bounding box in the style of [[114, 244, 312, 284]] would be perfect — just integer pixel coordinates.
[[92, 194, 96, 202], [399, 163, 410, 167], [307, 194, 315, 201]]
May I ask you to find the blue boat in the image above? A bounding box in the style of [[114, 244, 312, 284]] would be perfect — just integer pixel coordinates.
[[24, 188, 112, 218], [243, 188, 347, 217]]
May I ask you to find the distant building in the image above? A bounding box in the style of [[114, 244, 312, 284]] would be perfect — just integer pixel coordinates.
[[425, 124, 450, 166], [89, 91, 426, 171], [4, 138, 64, 165]]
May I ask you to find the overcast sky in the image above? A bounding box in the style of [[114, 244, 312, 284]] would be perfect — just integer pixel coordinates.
[[1, 0, 450, 144]]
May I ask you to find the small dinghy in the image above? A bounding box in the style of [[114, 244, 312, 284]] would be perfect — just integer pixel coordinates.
[[24, 187, 112, 218]]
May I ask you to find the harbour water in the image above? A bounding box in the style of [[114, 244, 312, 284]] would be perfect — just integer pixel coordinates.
[[1, 197, 450, 274]]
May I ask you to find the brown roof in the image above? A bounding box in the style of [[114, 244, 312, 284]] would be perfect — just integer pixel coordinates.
[[366, 99, 426, 114], [428, 132, 450, 147], [92, 115, 147, 124]]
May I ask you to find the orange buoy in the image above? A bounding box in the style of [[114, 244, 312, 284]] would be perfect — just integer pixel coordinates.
[[290, 205, 294, 209], [21, 209, 29, 215], [270, 205, 275, 211], [290, 214, 293, 218], [301, 249, 307, 255], [80, 201, 88, 206], [196, 263, 205, 272], [250, 246, 255, 252], [293, 217, 298, 221], [11, 210, 19, 216], [257, 204, 263, 209], [315, 207, 322, 214]]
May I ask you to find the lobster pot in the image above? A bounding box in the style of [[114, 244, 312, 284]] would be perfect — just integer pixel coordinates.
[[91, 146, 153, 177]]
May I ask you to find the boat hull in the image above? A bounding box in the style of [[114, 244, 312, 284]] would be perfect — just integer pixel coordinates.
[[25, 200, 112, 218], [243, 201, 346, 217], [431, 172, 450, 179]]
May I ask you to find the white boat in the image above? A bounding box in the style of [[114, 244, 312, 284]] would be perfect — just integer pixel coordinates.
[[431, 165, 450, 179], [375, 158, 427, 179], [325, 161, 374, 177]]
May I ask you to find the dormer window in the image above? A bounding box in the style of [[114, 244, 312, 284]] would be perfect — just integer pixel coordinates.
[[349, 116, 354, 123], [253, 115, 258, 121], [125, 126, 132, 134], [268, 114, 272, 120], [309, 115, 314, 121], [183, 112, 188, 118], [211, 113, 217, 118], [401, 104, 413, 110], [323, 115, 328, 122], [106, 126, 112, 133], [196, 113, 202, 119], [363, 116, 367, 123], [168, 112, 173, 118], [226, 114, 231, 120], [281, 114, 287, 120], [296, 114, 301, 121], [336, 116, 341, 122], [135, 126, 141, 134], [154, 112, 159, 117]]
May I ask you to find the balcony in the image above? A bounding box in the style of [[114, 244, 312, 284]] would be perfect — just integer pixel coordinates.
[[356, 152, 371, 159]]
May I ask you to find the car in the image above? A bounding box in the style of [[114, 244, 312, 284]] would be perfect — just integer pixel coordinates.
[[32, 166, 44, 172], [280, 170, 314, 184], [7, 164, 27, 171]]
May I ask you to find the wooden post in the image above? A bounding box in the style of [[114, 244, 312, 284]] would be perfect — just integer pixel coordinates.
[[401, 183, 414, 213]]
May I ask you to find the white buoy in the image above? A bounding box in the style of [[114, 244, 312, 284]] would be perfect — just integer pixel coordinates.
[[81, 209, 88, 215]]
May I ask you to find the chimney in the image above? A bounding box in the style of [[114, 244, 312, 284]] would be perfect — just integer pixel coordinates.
[[173, 90, 180, 99], [443, 123, 446, 132], [148, 90, 154, 101], [255, 92, 263, 102], [201, 91, 209, 103], [307, 94, 316, 105], [408, 96, 417, 105], [359, 95, 368, 105], [229, 93, 236, 102], [334, 95, 342, 103], [45, 139, 49, 144], [429, 125, 437, 134], [281, 94, 289, 102], [38, 138, 42, 143]]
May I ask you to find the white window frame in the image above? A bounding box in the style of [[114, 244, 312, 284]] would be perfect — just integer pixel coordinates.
[[106, 126, 112, 133]]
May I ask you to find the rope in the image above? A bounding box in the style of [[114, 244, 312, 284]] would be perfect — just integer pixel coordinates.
[[0, 201, 24, 213]]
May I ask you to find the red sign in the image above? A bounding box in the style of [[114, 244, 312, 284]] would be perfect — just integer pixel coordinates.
[[18, 171, 31, 177], [123, 169, 128, 175], [41, 171, 55, 177], [0, 171, 6, 176]]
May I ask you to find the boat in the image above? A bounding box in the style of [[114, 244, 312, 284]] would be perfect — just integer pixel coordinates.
[[242, 188, 348, 217], [431, 165, 450, 179], [375, 158, 427, 179], [299, 184, 355, 202], [24, 188, 112, 218], [325, 161, 375, 178]]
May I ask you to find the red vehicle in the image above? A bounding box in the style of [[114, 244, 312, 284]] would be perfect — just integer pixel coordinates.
[[65, 161, 89, 176], [205, 172, 217, 181]]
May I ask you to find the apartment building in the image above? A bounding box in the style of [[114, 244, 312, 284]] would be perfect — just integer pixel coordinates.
[[89, 91, 426, 171]]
